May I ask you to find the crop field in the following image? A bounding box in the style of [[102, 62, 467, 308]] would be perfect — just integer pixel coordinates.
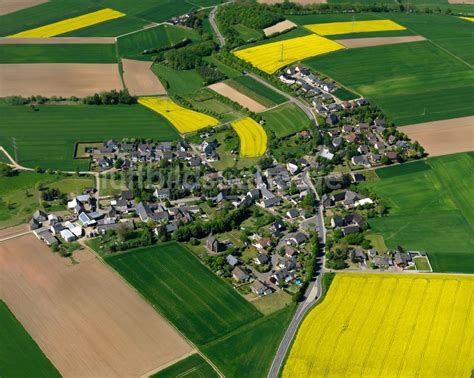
[[262, 103, 311, 138], [8, 8, 125, 37], [0, 235, 193, 376], [284, 273, 474, 378], [117, 24, 201, 60], [231, 117, 268, 157], [305, 40, 474, 125], [138, 97, 220, 134], [152, 63, 204, 95], [0, 300, 60, 377], [152, 354, 218, 378], [226, 76, 287, 107], [0, 103, 179, 170], [459, 16, 474, 22], [208, 82, 267, 112], [0, 43, 117, 63], [362, 153, 474, 273], [105, 243, 262, 345], [234, 34, 345, 74], [304, 19, 406, 36]]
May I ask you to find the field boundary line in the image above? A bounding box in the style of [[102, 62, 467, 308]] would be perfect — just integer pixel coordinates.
[[115, 22, 169, 40], [80, 241, 225, 378], [140, 350, 198, 378]]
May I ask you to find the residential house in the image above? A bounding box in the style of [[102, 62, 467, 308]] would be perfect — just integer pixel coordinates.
[[232, 266, 250, 282], [206, 234, 225, 253], [251, 280, 269, 296]]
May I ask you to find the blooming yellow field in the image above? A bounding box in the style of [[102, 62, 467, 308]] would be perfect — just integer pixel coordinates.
[[283, 273, 474, 378], [233, 34, 345, 74], [459, 16, 474, 22], [304, 19, 406, 36], [8, 8, 125, 38], [138, 97, 219, 134], [231, 117, 267, 157]]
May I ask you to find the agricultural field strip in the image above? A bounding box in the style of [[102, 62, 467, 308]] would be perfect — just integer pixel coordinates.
[[233, 34, 345, 74], [0, 0, 49, 16], [138, 97, 220, 134], [7, 8, 125, 38], [304, 19, 407, 36], [336, 35, 426, 48], [231, 117, 268, 157], [284, 274, 474, 377], [208, 82, 268, 113], [121, 59, 166, 96], [0, 37, 115, 44]]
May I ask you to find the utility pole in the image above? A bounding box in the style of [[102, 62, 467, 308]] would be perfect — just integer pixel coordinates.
[[11, 137, 18, 163], [280, 44, 284, 62]]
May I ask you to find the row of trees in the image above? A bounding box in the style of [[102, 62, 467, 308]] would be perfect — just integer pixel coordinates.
[[82, 89, 137, 105]]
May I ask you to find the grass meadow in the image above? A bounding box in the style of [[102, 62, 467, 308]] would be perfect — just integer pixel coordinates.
[[0, 44, 117, 64], [117, 24, 201, 60], [0, 104, 179, 170], [0, 300, 60, 377], [284, 273, 474, 377], [151, 354, 218, 378], [152, 63, 205, 95], [303, 13, 474, 125], [227, 76, 287, 108], [105, 243, 262, 345], [262, 103, 311, 138], [363, 153, 474, 273]]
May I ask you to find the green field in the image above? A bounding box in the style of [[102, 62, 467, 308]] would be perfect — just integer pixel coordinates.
[[0, 300, 60, 377], [202, 306, 295, 378], [302, 13, 474, 125], [262, 103, 311, 137], [152, 63, 205, 95], [227, 76, 287, 108], [0, 103, 179, 170], [117, 24, 201, 60], [362, 153, 474, 273], [105, 243, 262, 345], [61, 16, 148, 37], [233, 24, 263, 42], [0, 171, 94, 228], [332, 87, 359, 101], [151, 354, 218, 378], [0, 44, 117, 63]]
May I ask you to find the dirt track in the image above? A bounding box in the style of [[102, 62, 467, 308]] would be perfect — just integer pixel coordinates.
[[402, 116, 474, 157], [0, 0, 47, 15], [0, 234, 194, 376], [263, 20, 297, 37], [336, 35, 426, 48], [0, 37, 115, 44], [0, 63, 123, 97], [209, 82, 267, 112], [122, 58, 166, 96]]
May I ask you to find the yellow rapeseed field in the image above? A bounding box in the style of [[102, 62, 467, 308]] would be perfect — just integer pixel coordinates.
[[283, 273, 474, 378], [231, 117, 267, 157], [8, 8, 125, 38], [304, 19, 406, 36], [138, 97, 219, 134], [233, 34, 345, 74], [459, 16, 474, 22]]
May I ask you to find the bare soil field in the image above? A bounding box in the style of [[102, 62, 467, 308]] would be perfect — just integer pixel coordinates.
[[0, 63, 123, 97], [336, 35, 426, 48], [402, 116, 474, 157], [0, 224, 29, 239], [209, 82, 267, 112], [0, 234, 194, 376], [122, 58, 166, 96], [0, 0, 48, 15], [0, 37, 115, 44], [263, 20, 297, 37], [258, 0, 326, 4]]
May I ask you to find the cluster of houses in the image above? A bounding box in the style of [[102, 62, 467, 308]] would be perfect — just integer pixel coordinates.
[[318, 117, 413, 167], [279, 64, 368, 117], [86, 140, 203, 171]]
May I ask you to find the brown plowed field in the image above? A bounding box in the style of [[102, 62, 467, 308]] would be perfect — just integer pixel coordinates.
[[0, 37, 115, 44], [402, 116, 474, 157], [263, 20, 297, 37], [122, 58, 166, 96], [0, 234, 194, 376], [0, 0, 48, 15], [0, 63, 123, 97], [336, 35, 426, 48], [208, 82, 267, 112]]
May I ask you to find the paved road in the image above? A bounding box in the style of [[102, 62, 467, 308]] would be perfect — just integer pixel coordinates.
[[209, 6, 225, 48], [267, 170, 327, 377], [245, 73, 318, 126]]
